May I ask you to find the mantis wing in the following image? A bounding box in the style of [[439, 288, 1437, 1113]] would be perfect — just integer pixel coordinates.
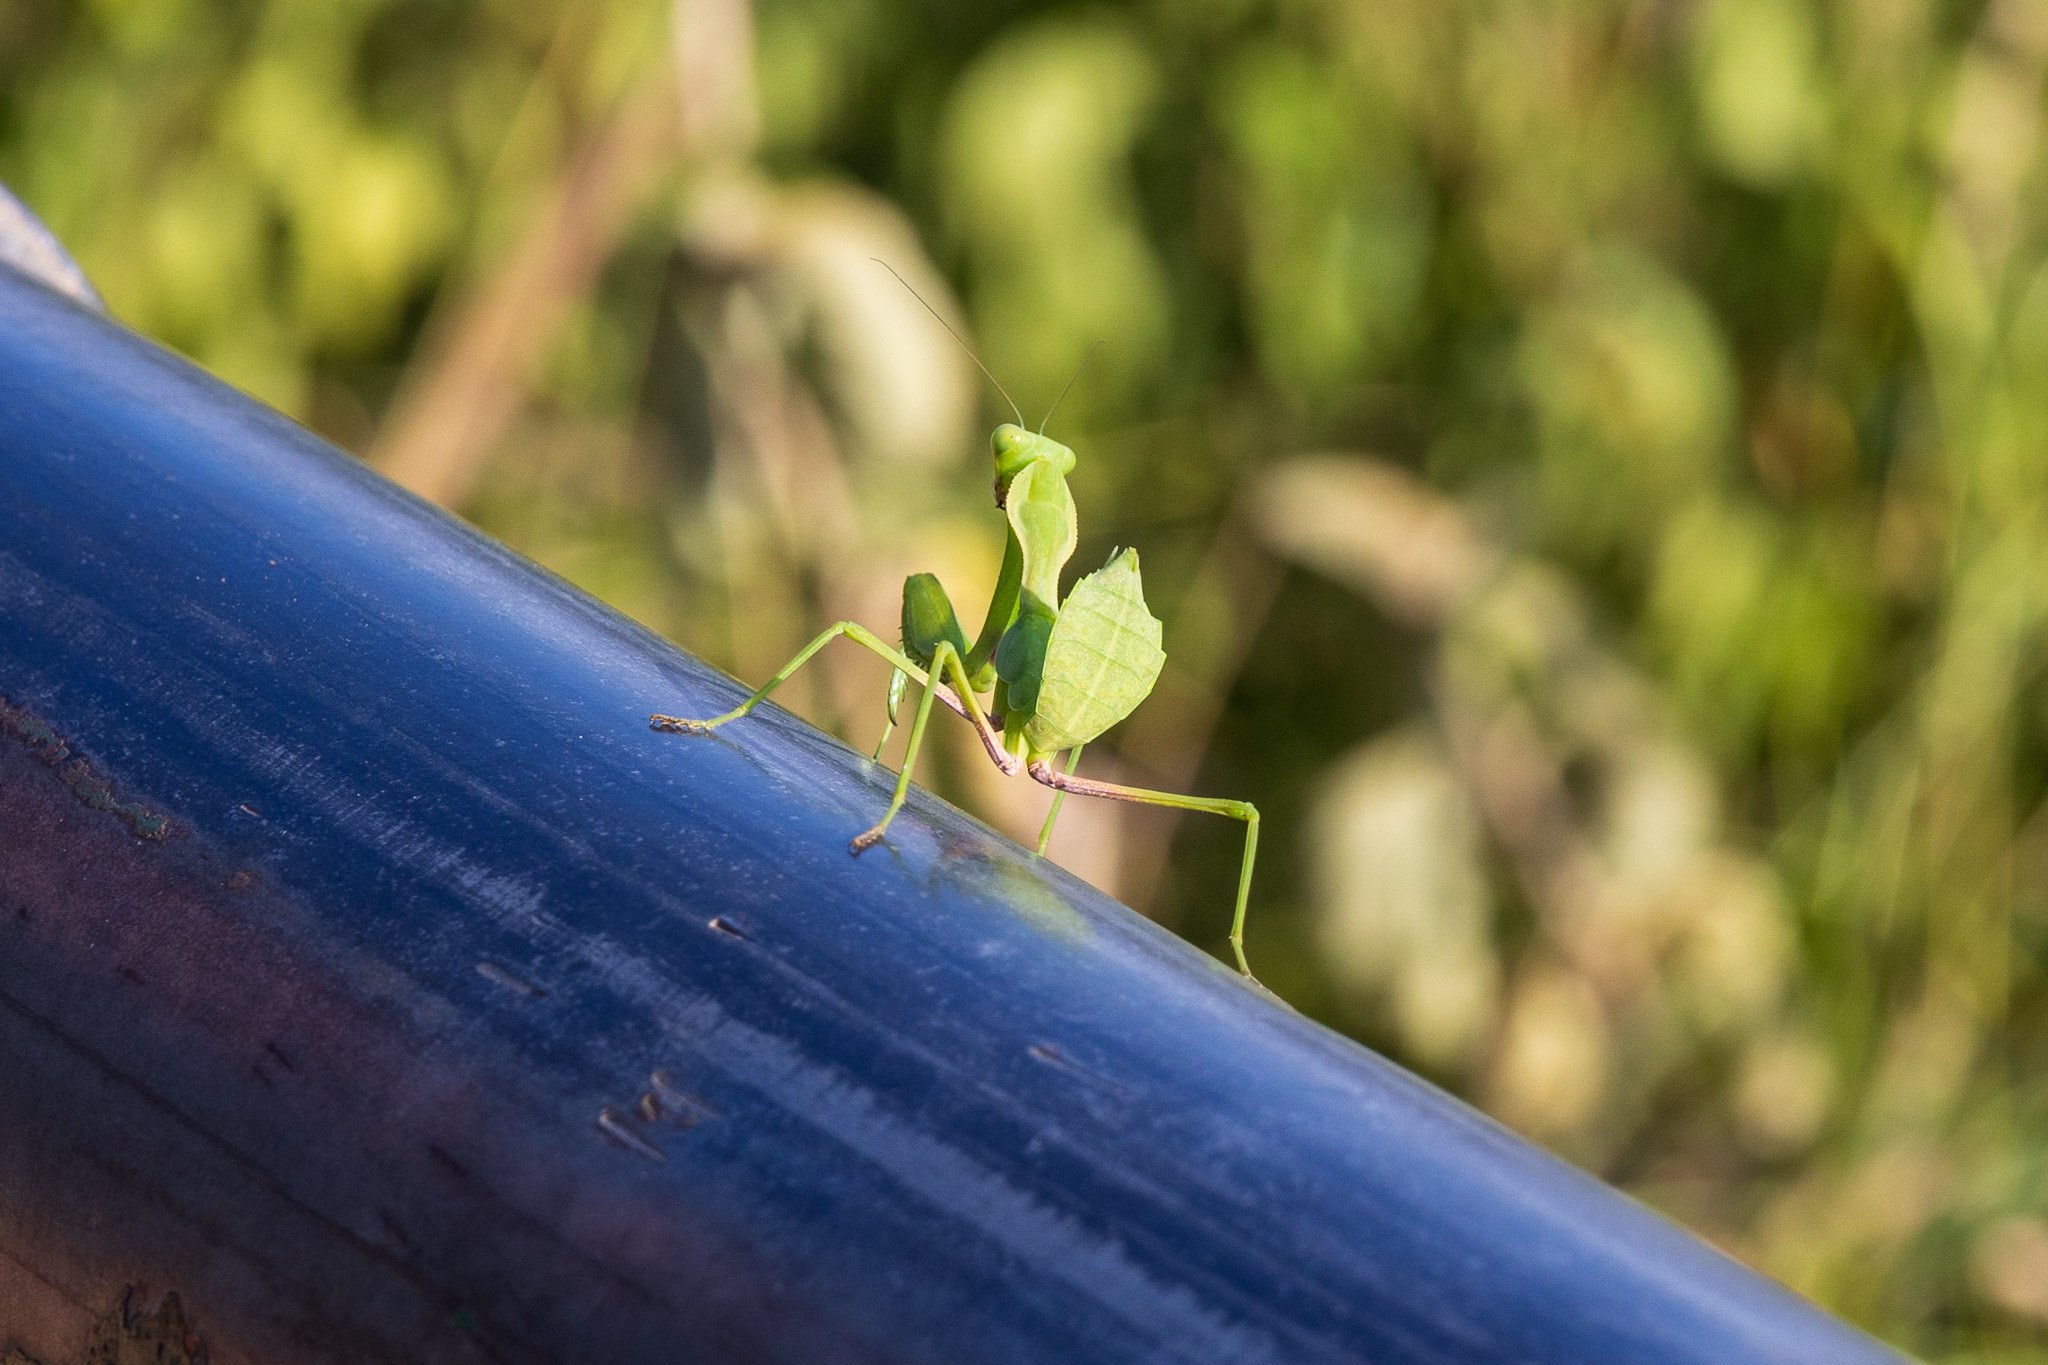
[[1024, 549, 1165, 755]]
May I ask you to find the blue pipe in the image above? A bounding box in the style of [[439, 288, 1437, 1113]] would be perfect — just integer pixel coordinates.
[[0, 258, 1902, 1364]]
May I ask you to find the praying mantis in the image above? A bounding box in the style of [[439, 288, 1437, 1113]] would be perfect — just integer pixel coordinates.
[[651, 267, 1261, 980]]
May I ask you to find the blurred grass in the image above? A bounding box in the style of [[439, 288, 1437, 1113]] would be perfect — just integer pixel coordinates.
[[5, 0, 2048, 1356]]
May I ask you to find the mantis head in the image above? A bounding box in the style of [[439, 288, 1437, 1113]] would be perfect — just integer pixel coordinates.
[[992, 424, 1076, 505]]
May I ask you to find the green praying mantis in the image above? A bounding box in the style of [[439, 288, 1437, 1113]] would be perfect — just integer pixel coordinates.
[[651, 266, 1261, 980]]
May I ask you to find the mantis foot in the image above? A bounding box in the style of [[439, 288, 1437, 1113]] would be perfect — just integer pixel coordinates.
[[848, 826, 887, 855], [650, 713, 715, 734]]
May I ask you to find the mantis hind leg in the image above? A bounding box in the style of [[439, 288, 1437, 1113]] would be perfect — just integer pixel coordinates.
[[651, 621, 1013, 770], [1025, 758, 1261, 983], [652, 617, 1021, 857], [1033, 745, 1083, 855], [652, 621, 864, 735]]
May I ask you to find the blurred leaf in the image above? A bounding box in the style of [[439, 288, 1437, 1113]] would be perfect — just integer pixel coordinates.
[[939, 17, 1169, 421], [1690, 0, 1822, 187], [1312, 726, 1499, 1067]]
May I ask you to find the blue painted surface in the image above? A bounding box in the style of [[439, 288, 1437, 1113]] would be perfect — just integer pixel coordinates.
[[0, 262, 1905, 1364]]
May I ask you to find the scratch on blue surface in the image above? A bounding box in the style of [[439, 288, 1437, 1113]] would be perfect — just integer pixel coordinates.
[[555, 929, 1289, 1364]]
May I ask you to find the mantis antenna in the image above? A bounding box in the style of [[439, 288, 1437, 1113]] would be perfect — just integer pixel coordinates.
[[871, 259, 1024, 428], [1039, 341, 1101, 434]]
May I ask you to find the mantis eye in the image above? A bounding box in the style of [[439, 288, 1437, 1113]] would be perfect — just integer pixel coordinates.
[[992, 425, 1078, 480], [991, 423, 1032, 475]]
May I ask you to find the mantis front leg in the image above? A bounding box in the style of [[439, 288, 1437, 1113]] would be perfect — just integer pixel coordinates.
[[1026, 758, 1260, 981], [872, 668, 909, 761]]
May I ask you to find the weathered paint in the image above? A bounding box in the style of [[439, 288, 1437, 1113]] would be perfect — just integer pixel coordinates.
[[0, 697, 169, 841], [3, 1288, 209, 1365]]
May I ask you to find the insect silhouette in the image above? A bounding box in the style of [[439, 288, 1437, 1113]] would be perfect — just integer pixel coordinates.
[[651, 264, 1261, 980]]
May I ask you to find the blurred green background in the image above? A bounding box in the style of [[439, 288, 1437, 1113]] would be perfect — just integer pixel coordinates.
[[6, 0, 2048, 1356]]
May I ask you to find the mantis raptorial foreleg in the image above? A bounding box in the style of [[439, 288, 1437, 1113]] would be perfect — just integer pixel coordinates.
[[872, 668, 909, 761], [1033, 745, 1084, 855], [1026, 759, 1260, 980]]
